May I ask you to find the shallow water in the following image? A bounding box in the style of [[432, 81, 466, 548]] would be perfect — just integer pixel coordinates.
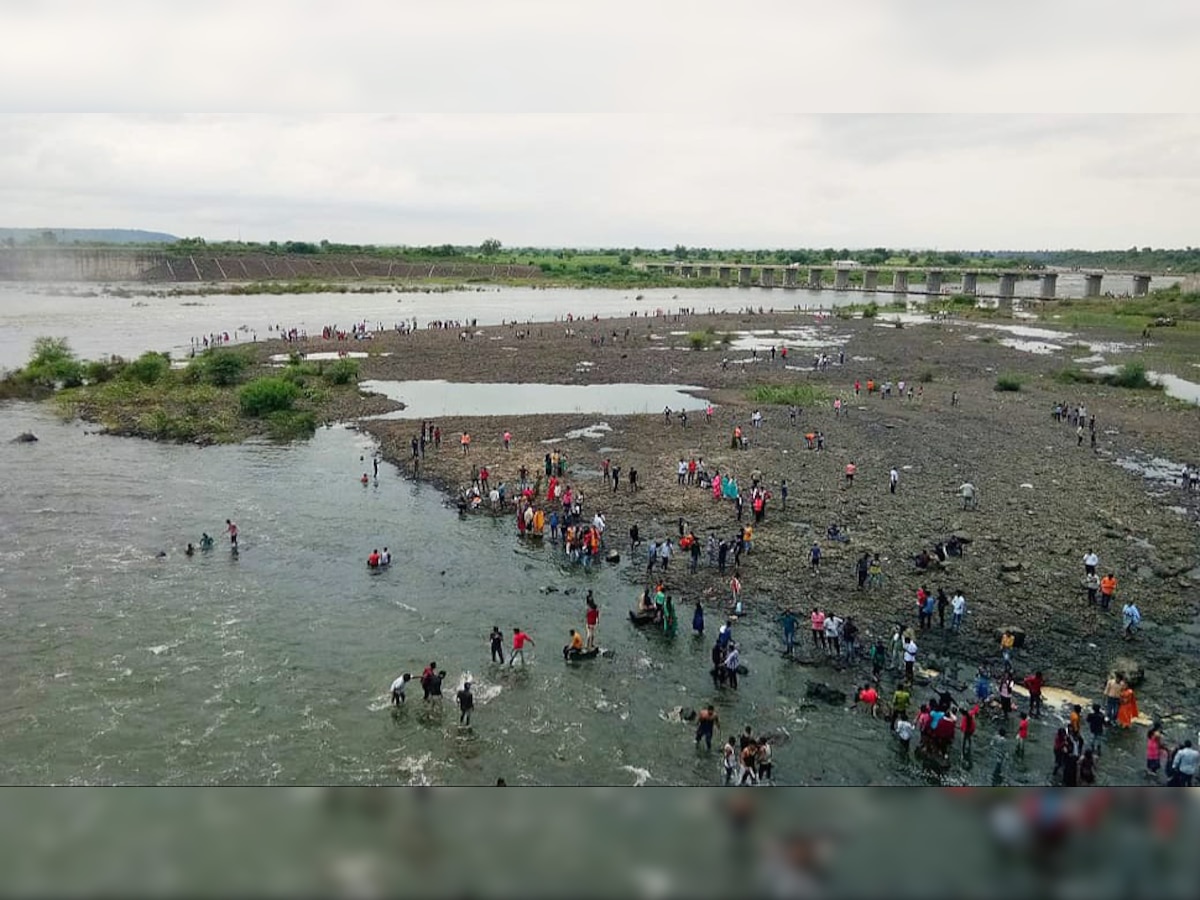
[[360, 380, 710, 420], [1089, 366, 1200, 404]]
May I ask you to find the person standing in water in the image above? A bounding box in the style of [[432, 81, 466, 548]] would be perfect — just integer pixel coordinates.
[[391, 673, 411, 706], [489, 626, 505, 664], [509, 627, 534, 666], [695, 705, 720, 750], [225, 519, 238, 549], [693, 601, 705, 636], [585, 594, 600, 649], [456, 681, 474, 726]]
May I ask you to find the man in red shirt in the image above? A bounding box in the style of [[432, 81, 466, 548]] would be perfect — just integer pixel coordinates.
[[1023, 671, 1045, 718], [509, 628, 535, 667]]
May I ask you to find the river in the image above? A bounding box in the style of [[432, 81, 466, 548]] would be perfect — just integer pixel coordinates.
[[0, 282, 1156, 785], [0, 276, 1179, 370]]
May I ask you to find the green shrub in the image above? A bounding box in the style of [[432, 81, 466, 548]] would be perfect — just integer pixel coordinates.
[[239, 377, 299, 417], [687, 331, 712, 350], [918, 370, 934, 383], [1054, 367, 1098, 385], [203, 351, 249, 386], [84, 359, 121, 384], [994, 374, 1023, 392], [747, 384, 830, 406], [861, 303, 879, 319], [22, 336, 84, 387], [323, 358, 359, 385], [122, 351, 170, 385], [1099, 360, 1156, 390]]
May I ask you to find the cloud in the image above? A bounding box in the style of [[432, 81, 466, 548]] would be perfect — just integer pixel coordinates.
[[0, 113, 1197, 248], [0, 2, 1197, 248]]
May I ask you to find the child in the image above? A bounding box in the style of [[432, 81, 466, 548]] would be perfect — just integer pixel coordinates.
[[1016, 712, 1029, 759]]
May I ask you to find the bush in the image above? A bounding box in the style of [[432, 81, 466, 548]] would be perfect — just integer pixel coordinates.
[[1055, 367, 1098, 385], [122, 351, 170, 385], [23, 336, 84, 387], [994, 374, 1023, 392], [1099, 360, 1156, 390], [861, 303, 879, 319], [84, 359, 121, 384], [323, 358, 359, 385], [747, 384, 830, 407], [239, 377, 299, 417], [687, 331, 712, 350], [918, 370, 934, 384], [203, 351, 249, 386]]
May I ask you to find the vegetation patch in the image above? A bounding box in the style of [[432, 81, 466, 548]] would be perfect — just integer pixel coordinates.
[[747, 383, 830, 407], [994, 374, 1023, 392], [239, 377, 300, 417]]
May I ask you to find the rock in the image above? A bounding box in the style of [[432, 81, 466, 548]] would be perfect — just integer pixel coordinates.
[[805, 682, 847, 706], [1000, 561, 1023, 573], [1000, 572, 1022, 585], [10, 432, 37, 443], [606, 551, 621, 563], [540, 586, 560, 594], [679, 706, 697, 722]]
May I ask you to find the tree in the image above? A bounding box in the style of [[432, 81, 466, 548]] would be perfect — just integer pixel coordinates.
[[618, 253, 632, 266], [672, 244, 689, 260], [480, 238, 502, 256]]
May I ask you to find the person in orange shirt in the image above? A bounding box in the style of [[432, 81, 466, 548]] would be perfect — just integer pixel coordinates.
[[460, 432, 471, 455], [1099, 573, 1117, 611], [844, 462, 857, 486]]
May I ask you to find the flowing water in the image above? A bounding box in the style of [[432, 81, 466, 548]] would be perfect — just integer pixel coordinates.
[[0, 282, 1160, 784]]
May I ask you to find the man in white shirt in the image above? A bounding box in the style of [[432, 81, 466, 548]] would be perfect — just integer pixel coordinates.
[[894, 715, 914, 752], [889, 468, 899, 494], [1083, 550, 1099, 577], [592, 511, 606, 538], [1173, 741, 1199, 786], [390, 673, 411, 706], [903, 637, 918, 682], [380, 547, 391, 566], [951, 592, 966, 630], [959, 482, 977, 510]]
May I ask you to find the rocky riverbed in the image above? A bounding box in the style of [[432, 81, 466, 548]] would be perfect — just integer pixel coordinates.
[[277, 309, 1200, 733]]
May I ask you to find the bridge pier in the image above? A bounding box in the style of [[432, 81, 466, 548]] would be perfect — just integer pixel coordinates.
[[808, 267, 823, 289], [1040, 273, 1057, 299], [996, 296, 1014, 317], [961, 272, 978, 295], [1133, 274, 1151, 297], [863, 269, 878, 291], [893, 271, 909, 293], [1085, 274, 1103, 298], [718, 266, 732, 282], [834, 269, 850, 290], [739, 266, 753, 286], [784, 267, 798, 288], [760, 267, 776, 288], [998, 273, 1017, 299], [926, 269, 943, 295]]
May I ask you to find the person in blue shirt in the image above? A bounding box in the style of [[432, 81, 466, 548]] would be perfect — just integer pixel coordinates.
[[780, 610, 798, 656]]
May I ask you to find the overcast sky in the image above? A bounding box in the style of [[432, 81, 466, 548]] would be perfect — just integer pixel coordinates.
[[1, 1, 1197, 249]]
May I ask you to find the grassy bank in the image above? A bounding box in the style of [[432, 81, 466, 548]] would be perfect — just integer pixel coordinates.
[[3, 339, 368, 443]]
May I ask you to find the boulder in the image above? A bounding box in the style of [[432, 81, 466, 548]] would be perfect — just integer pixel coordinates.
[[606, 550, 621, 564], [1000, 560, 1023, 573], [805, 682, 847, 706], [10, 432, 37, 443]]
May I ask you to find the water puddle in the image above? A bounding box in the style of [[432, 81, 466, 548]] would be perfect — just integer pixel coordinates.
[[1114, 452, 1189, 487], [1090, 367, 1200, 404], [999, 338, 1062, 355], [722, 327, 848, 352], [360, 380, 709, 419], [268, 351, 386, 362]]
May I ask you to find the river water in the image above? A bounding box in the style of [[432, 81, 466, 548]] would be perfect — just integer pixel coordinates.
[[0, 284, 1156, 785], [0, 276, 1179, 370]]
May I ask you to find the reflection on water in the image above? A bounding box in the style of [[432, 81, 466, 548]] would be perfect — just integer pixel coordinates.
[[360, 380, 710, 419]]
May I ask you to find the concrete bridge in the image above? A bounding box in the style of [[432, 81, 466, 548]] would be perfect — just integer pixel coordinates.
[[640, 262, 1154, 300]]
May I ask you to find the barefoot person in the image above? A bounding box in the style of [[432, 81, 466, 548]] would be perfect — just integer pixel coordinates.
[[509, 627, 534, 666]]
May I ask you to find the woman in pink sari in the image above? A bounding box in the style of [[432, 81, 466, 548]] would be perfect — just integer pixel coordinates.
[[712, 472, 723, 501]]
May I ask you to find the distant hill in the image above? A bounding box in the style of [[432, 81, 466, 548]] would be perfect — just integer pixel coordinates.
[[0, 228, 178, 245]]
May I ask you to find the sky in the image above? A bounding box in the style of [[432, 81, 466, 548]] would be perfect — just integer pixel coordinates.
[[0, 0, 1197, 250]]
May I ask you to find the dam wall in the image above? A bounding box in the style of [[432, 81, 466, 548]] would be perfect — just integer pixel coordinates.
[[0, 249, 542, 282]]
